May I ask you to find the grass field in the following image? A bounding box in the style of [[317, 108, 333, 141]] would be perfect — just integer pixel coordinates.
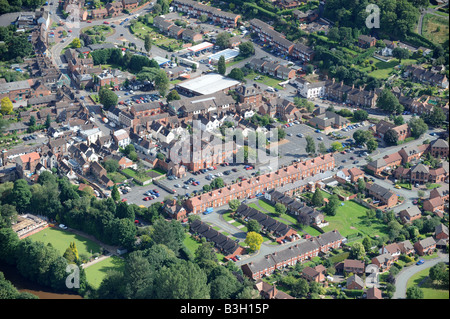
[[320, 198, 389, 238], [29, 227, 101, 258], [84, 256, 125, 289], [244, 72, 284, 90], [406, 267, 449, 299], [422, 14, 449, 45]]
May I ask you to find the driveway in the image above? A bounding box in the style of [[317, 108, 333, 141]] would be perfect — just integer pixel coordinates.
[[393, 252, 449, 299]]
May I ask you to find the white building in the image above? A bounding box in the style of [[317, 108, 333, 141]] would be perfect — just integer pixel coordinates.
[[292, 77, 325, 99], [113, 129, 131, 148]]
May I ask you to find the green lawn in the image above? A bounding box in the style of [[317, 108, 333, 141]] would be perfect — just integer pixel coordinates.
[[183, 233, 202, 258], [406, 267, 449, 299], [28, 227, 101, 258], [244, 72, 284, 90], [84, 256, 125, 289], [321, 199, 389, 238], [355, 57, 417, 79], [107, 171, 128, 183]]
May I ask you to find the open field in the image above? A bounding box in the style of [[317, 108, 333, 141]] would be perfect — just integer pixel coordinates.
[[320, 197, 389, 238], [28, 227, 101, 258], [422, 14, 449, 45], [84, 256, 125, 289], [406, 267, 449, 299]]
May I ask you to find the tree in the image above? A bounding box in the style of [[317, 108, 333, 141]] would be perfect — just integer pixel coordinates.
[[408, 117, 428, 138], [151, 218, 185, 256], [245, 231, 264, 252], [166, 89, 180, 102], [98, 86, 118, 110], [305, 135, 315, 154], [357, 178, 365, 192], [216, 32, 231, 49], [9, 179, 32, 213], [104, 159, 119, 173], [393, 115, 405, 126], [227, 68, 245, 81], [421, 106, 446, 127], [406, 286, 424, 299], [353, 109, 368, 121], [144, 34, 152, 53], [218, 55, 226, 75], [238, 41, 255, 57], [331, 141, 344, 152], [393, 47, 410, 64], [383, 128, 398, 145], [311, 189, 324, 207], [111, 184, 120, 202], [154, 69, 169, 97], [429, 262, 447, 284], [376, 89, 402, 115], [353, 130, 372, 146], [324, 194, 340, 216], [350, 242, 366, 260], [70, 37, 81, 48], [45, 114, 51, 129], [228, 199, 241, 212], [274, 203, 287, 217], [318, 142, 327, 154], [366, 138, 378, 153], [154, 260, 209, 299], [210, 177, 225, 190], [247, 219, 261, 233], [1, 97, 13, 115]]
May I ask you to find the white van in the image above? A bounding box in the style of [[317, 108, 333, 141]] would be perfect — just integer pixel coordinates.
[[266, 86, 275, 92]]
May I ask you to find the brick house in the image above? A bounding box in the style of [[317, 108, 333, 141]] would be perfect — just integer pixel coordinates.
[[347, 274, 364, 290], [343, 259, 365, 275], [423, 196, 445, 214], [181, 28, 203, 43], [365, 182, 398, 208], [106, 1, 123, 17], [15, 152, 41, 178], [130, 102, 162, 118], [414, 237, 436, 256], [430, 139, 449, 158], [122, 0, 139, 10], [91, 8, 108, 19], [358, 35, 376, 48], [302, 266, 325, 282], [185, 153, 335, 214], [164, 199, 187, 221], [371, 253, 394, 272], [399, 206, 422, 224]]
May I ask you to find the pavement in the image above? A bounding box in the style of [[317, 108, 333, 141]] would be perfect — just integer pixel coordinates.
[[393, 252, 449, 299]]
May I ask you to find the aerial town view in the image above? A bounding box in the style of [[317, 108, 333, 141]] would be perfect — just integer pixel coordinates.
[[0, 0, 448, 308]]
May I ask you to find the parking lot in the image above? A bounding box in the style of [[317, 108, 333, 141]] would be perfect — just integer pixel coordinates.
[[277, 121, 372, 168]]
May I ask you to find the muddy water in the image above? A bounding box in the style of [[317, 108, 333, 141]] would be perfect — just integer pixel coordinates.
[[0, 264, 83, 299]]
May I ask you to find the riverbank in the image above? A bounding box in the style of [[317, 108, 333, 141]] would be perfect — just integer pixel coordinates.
[[0, 264, 83, 299]]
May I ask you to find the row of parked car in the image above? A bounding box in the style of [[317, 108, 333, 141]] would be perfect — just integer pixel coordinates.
[[23, 135, 37, 141], [143, 189, 160, 200], [342, 122, 365, 132]]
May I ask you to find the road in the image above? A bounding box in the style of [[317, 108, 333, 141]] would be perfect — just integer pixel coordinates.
[[417, 2, 449, 35], [393, 252, 449, 299]]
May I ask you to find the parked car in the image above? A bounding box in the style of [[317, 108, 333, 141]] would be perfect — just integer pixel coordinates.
[[416, 259, 425, 265]]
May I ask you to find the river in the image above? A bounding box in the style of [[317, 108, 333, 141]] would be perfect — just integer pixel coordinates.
[[0, 264, 83, 299]]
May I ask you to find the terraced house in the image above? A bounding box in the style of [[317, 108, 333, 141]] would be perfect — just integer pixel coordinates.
[[241, 230, 344, 280], [171, 0, 241, 27], [185, 153, 335, 214]]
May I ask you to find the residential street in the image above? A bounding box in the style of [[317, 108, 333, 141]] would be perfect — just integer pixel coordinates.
[[393, 252, 449, 299]]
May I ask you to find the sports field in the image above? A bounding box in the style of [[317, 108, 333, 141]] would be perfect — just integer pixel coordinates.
[[28, 227, 101, 258]]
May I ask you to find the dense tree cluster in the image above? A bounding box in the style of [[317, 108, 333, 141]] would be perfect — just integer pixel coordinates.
[[0, 25, 33, 62]]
